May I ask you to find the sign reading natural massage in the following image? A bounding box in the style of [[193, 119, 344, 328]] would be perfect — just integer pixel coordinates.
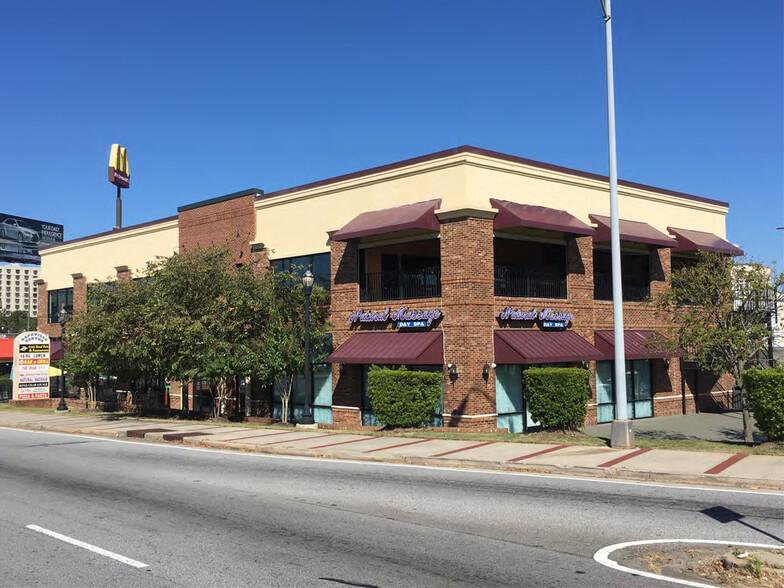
[[497, 307, 574, 329], [12, 331, 51, 400], [349, 307, 443, 329]]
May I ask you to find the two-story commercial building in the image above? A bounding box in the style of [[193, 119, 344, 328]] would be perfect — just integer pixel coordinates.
[[37, 146, 742, 430]]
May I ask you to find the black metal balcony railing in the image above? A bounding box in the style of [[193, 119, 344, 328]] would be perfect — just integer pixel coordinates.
[[360, 267, 441, 302], [594, 273, 650, 302], [494, 266, 567, 299]]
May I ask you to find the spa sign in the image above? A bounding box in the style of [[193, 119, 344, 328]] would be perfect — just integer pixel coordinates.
[[497, 307, 574, 329], [349, 307, 443, 329]]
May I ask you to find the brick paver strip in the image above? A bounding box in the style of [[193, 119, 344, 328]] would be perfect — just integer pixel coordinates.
[[597, 447, 652, 468], [221, 430, 297, 442], [508, 444, 569, 463], [431, 441, 495, 458], [162, 432, 213, 441], [260, 433, 334, 447], [309, 437, 377, 449], [362, 438, 434, 453], [704, 453, 748, 475], [126, 428, 174, 439]]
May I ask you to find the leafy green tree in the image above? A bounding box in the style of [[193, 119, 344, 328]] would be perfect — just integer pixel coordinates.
[[654, 251, 782, 443], [0, 310, 32, 334], [261, 268, 330, 423]]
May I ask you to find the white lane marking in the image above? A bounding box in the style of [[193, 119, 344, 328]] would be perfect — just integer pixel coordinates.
[[26, 525, 149, 569], [2, 426, 783, 497], [594, 539, 784, 587]]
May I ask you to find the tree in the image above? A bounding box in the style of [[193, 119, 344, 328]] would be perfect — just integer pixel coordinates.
[[654, 251, 782, 443], [260, 269, 330, 423], [0, 310, 31, 334]]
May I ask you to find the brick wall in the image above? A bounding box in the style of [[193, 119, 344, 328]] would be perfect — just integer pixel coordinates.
[[178, 193, 257, 263]]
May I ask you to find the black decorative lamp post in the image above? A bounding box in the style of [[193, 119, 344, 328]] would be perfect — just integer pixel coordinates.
[[299, 270, 315, 425], [56, 306, 69, 412]]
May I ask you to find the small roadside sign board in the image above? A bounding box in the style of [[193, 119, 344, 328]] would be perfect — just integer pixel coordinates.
[[13, 331, 50, 400]]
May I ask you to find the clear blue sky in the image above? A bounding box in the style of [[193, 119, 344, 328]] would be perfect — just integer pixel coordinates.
[[1, 1, 781, 266]]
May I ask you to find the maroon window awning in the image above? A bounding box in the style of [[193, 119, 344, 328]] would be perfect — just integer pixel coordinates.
[[328, 331, 443, 365], [50, 340, 63, 361], [490, 199, 595, 236], [667, 227, 744, 256], [593, 330, 683, 360], [494, 329, 604, 364], [589, 214, 677, 248], [331, 199, 442, 242]]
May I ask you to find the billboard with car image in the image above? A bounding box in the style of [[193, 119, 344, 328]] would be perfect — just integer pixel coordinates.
[[0, 213, 63, 264]]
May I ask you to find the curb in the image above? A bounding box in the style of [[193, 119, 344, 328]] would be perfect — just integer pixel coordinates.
[[4, 421, 783, 492]]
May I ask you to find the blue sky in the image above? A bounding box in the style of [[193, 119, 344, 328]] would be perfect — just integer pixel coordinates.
[[1, 1, 782, 266]]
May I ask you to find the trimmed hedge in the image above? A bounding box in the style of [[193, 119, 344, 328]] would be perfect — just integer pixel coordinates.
[[744, 366, 784, 443], [367, 366, 442, 428], [522, 367, 591, 431]]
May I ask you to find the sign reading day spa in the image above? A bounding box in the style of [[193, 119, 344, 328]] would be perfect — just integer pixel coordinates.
[[13, 331, 51, 400]]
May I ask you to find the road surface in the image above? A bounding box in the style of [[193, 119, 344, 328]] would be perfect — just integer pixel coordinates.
[[0, 427, 781, 587]]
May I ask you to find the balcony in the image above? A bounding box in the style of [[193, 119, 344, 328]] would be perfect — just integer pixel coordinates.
[[360, 267, 441, 302], [594, 273, 650, 302], [494, 266, 567, 299]]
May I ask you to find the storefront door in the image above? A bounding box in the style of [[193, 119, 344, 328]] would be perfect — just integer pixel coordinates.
[[595, 360, 653, 423]]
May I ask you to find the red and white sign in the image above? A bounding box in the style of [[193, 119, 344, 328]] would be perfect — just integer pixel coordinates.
[[13, 332, 50, 400]]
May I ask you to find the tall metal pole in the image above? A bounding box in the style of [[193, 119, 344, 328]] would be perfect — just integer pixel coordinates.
[[116, 185, 122, 230], [601, 0, 633, 447], [300, 271, 315, 425]]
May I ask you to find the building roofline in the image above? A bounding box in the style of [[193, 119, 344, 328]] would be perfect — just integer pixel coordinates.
[[257, 145, 730, 208], [38, 215, 179, 251], [178, 188, 264, 212]]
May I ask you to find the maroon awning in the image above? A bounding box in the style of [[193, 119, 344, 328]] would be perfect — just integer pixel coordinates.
[[589, 214, 676, 248], [593, 330, 683, 360], [331, 199, 442, 242], [490, 199, 595, 235], [328, 331, 443, 365], [50, 340, 63, 361], [667, 227, 744, 256], [494, 329, 603, 364]]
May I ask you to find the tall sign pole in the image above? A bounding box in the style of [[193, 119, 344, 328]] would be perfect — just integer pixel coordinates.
[[600, 0, 633, 448], [108, 144, 130, 230]]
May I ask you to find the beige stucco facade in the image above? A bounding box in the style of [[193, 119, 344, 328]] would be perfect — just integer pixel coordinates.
[[256, 150, 730, 261], [39, 219, 178, 289]]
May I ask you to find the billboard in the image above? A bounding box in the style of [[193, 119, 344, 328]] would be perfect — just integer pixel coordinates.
[[0, 213, 63, 264]]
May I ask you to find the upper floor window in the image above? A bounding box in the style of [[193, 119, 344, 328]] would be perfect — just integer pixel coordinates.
[[593, 249, 650, 302], [359, 240, 441, 302], [494, 238, 567, 299], [271, 252, 330, 289], [48, 288, 73, 323]]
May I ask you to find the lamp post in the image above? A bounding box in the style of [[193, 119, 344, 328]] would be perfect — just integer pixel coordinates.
[[56, 306, 69, 412], [600, 0, 632, 448], [299, 270, 315, 425]]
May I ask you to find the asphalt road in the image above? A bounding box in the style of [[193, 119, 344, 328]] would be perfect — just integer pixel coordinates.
[[0, 428, 781, 587]]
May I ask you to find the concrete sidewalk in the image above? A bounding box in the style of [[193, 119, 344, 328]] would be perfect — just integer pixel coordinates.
[[2, 410, 783, 491]]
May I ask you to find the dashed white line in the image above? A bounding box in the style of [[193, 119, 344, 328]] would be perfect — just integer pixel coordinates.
[[594, 539, 784, 587], [26, 525, 149, 569]]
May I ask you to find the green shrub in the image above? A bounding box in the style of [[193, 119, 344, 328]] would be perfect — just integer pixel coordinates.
[[367, 365, 442, 428], [522, 367, 590, 430], [744, 366, 784, 442]]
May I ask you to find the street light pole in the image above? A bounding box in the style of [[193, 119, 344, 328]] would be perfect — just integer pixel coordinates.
[[600, 0, 632, 448], [299, 270, 315, 425], [56, 307, 68, 412]]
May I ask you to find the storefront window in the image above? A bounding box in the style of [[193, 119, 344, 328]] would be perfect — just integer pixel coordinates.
[[272, 365, 332, 424], [47, 287, 73, 323], [596, 360, 653, 423]]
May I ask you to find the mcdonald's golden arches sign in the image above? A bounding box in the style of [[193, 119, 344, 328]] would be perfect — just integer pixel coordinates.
[[108, 144, 130, 188]]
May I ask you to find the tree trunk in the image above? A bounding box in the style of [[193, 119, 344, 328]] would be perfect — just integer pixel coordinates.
[[280, 376, 293, 424], [737, 365, 754, 444], [217, 378, 228, 418]]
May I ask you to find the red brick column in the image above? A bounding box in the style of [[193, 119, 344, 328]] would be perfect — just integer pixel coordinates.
[[178, 193, 256, 263], [35, 280, 60, 337], [72, 274, 87, 316], [330, 239, 362, 427], [115, 265, 132, 281], [650, 247, 671, 298], [439, 215, 496, 427]]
